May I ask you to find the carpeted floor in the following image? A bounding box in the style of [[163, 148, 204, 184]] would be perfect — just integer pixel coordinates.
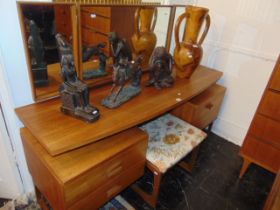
[[0, 195, 134, 210]]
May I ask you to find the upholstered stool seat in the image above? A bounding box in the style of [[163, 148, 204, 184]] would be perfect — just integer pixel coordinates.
[[132, 114, 207, 207]]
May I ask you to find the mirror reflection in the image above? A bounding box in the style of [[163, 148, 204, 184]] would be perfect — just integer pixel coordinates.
[[80, 6, 171, 82], [20, 4, 74, 100], [19, 3, 174, 101], [170, 6, 186, 54]]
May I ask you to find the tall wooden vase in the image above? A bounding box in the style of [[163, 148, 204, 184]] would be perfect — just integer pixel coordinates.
[[131, 7, 157, 66], [174, 6, 210, 79]]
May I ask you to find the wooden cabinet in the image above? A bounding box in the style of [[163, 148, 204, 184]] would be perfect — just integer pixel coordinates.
[[80, 6, 135, 55], [171, 84, 226, 129], [270, 62, 280, 91], [240, 55, 280, 177], [21, 127, 148, 210], [264, 170, 280, 210]]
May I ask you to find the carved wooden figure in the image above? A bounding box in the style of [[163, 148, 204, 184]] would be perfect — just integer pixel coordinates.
[[102, 55, 143, 109], [146, 47, 174, 89], [56, 34, 100, 122]]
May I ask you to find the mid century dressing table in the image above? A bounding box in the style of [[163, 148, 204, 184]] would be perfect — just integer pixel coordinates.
[[16, 1, 225, 209], [17, 66, 223, 210]]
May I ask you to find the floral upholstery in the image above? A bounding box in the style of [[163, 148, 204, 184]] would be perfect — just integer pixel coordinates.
[[139, 114, 207, 173]]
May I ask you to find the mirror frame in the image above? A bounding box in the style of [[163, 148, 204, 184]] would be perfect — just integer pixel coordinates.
[[17, 1, 181, 102]]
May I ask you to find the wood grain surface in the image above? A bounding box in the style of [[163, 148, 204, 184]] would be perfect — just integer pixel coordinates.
[[16, 65, 222, 156], [21, 126, 148, 210]]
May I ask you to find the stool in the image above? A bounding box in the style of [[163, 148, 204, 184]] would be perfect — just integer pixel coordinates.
[[132, 114, 207, 208]]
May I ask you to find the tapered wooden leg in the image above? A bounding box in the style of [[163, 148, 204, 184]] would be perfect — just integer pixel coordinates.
[[179, 146, 200, 173], [239, 158, 251, 178], [132, 161, 163, 208]]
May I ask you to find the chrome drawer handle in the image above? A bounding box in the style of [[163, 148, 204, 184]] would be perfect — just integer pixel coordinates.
[[107, 166, 123, 178], [90, 13, 97, 19]]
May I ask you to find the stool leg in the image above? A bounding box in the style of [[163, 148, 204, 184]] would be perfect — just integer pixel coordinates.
[[179, 146, 200, 173], [131, 162, 163, 208], [150, 170, 162, 208]]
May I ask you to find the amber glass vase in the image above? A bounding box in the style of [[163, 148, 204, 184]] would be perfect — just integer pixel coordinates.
[[131, 7, 157, 66], [174, 6, 210, 79]]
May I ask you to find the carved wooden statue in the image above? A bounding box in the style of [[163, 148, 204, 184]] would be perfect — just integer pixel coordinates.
[[146, 47, 174, 89], [27, 19, 48, 87], [102, 55, 143, 109], [56, 33, 100, 122]]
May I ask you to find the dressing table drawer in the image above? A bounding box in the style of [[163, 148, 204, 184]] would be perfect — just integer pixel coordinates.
[[21, 127, 148, 210], [68, 161, 144, 210], [64, 139, 147, 206], [171, 84, 226, 129]]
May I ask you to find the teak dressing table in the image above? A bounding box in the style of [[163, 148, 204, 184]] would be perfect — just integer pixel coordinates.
[[16, 66, 223, 210]]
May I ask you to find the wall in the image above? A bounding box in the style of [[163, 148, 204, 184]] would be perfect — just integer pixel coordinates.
[[0, 0, 35, 193], [0, 104, 21, 198], [194, 0, 280, 145]]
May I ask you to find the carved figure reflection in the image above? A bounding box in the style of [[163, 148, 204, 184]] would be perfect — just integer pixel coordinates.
[[109, 32, 133, 65], [27, 19, 48, 87], [82, 42, 108, 80]]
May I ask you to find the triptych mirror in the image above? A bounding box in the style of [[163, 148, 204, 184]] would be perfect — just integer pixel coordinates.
[[17, 2, 185, 101]]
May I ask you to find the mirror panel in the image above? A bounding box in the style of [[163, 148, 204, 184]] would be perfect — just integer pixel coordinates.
[[18, 3, 179, 101], [79, 6, 171, 86], [18, 3, 75, 101], [80, 6, 137, 84], [154, 7, 171, 47], [170, 6, 186, 54]]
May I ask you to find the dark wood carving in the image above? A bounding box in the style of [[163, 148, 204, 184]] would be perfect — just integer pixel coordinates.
[[55, 33, 100, 123]]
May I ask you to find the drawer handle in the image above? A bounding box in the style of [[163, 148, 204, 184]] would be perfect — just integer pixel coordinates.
[[90, 13, 97, 19], [205, 102, 214, 110], [107, 166, 123, 178], [107, 185, 122, 198]]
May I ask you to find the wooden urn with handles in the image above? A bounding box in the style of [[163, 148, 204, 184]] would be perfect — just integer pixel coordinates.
[[131, 7, 157, 66], [174, 6, 210, 79]]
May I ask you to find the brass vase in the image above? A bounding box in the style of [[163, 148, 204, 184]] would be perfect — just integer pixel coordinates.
[[174, 6, 210, 79], [131, 7, 157, 66]]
